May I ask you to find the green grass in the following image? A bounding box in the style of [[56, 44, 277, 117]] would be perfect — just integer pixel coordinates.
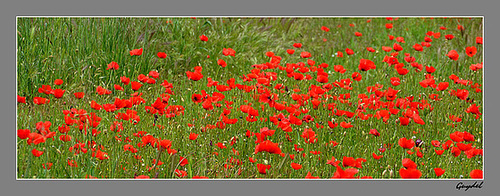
[[17, 17, 483, 179]]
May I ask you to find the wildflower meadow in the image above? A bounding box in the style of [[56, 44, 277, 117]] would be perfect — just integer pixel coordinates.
[[16, 17, 483, 179]]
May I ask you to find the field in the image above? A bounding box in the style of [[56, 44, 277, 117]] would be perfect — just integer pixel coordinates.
[[16, 17, 483, 179]]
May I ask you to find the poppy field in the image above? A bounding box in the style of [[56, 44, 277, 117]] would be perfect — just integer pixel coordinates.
[[16, 17, 483, 179]]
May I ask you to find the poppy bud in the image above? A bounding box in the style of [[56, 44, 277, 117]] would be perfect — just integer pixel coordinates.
[[415, 139, 423, 147]]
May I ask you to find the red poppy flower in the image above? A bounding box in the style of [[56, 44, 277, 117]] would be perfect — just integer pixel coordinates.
[[17, 95, 26, 104], [396, 68, 409, 75], [18, 129, 30, 139], [385, 23, 393, 29], [192, 176, 208, 179], [33, 97, 49, 105], [435, 82, 449, 91], [424, 36, 432, 42], [38, 85, 52, 95], [300, 51, 311, 58], [345, 48, 354, 55], [340, 121, 353, 129], [199, 35, 208, 42], [68, 160, 78, 167], [465, 46, 477, 57], [186, 66, 204, 81], [372, 153, 383, 160], [470, 63, 483, 71], [42, 163, 53, 170], [465, 104, 482, 117], [425, 66, 436, 74], [463, 131, 475, 142], [51, 89, 65, 98], [390, 77, 401, 86], [352, 72, 362, 81], [255, 140, 282, 154], [59, 135, 72, 142], [446, 50, 459, 61], [32, 148, 44, 157], [120, 76, 130, 85], [432, 32, 441, 39], [469, 169, 483, 179], [175, 169, 188, 177], [264, 51, 275, 58], [327, 120, 338, 129], [393, 43, 403, 51], [343, 157, 366, 169], [179, 156, 189, 166], [435, 149, 444, 155], [137, 74, 148, 83], [257, 164, 271, 174], [358, 59, 376, 71], [334, 65, 346, 73], [217, 59, 227, 67], [451, 146, 461, 157], [123, 144, 138, 153], [305, 172, 320, 179], [287, 49, 295, 55], [404, 56, 415, 63], [106, 61, 119, 70], [129, 48, 143, 56], [321, 26, 330, 32], [431, 140, 441, 147], [332, 165, 358, 179], [293, 43, 302, 48], [398, 137, 414, 149], [326, 156, 339, 166], [54, 79, 63, 85], [156, 52, 167, 59], [354, 32, 362, 37], [73, 92, 84, 99], [291, 163, 302, 170], [113, 84, 123, 91], [215, 142, 226, 149], [457, 142, 473, 151], [399, 167, 421, 179], [131, 81, 142, 91], [455, 89, 470, 100], [158, 139, 172, 150], [222, 48, 236, 56], [316, 75, 328, 83], [90, 100, 102, 110], [457, 25, 464, 31], [92, 150, 109, 160], [476, 37, 483, 44], [369, 129, 380, 137], [399, 158, 421, 178], [445, 34, 454, 40], [366, 47, 375, 52], [96, 86, 112, 95], [189, 133, 199, 140], [301, 128, 317, 144], [464, 148, 481, 159]]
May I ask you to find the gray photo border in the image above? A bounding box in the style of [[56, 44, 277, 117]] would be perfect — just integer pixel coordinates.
[[2, 1, 498, 196]]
